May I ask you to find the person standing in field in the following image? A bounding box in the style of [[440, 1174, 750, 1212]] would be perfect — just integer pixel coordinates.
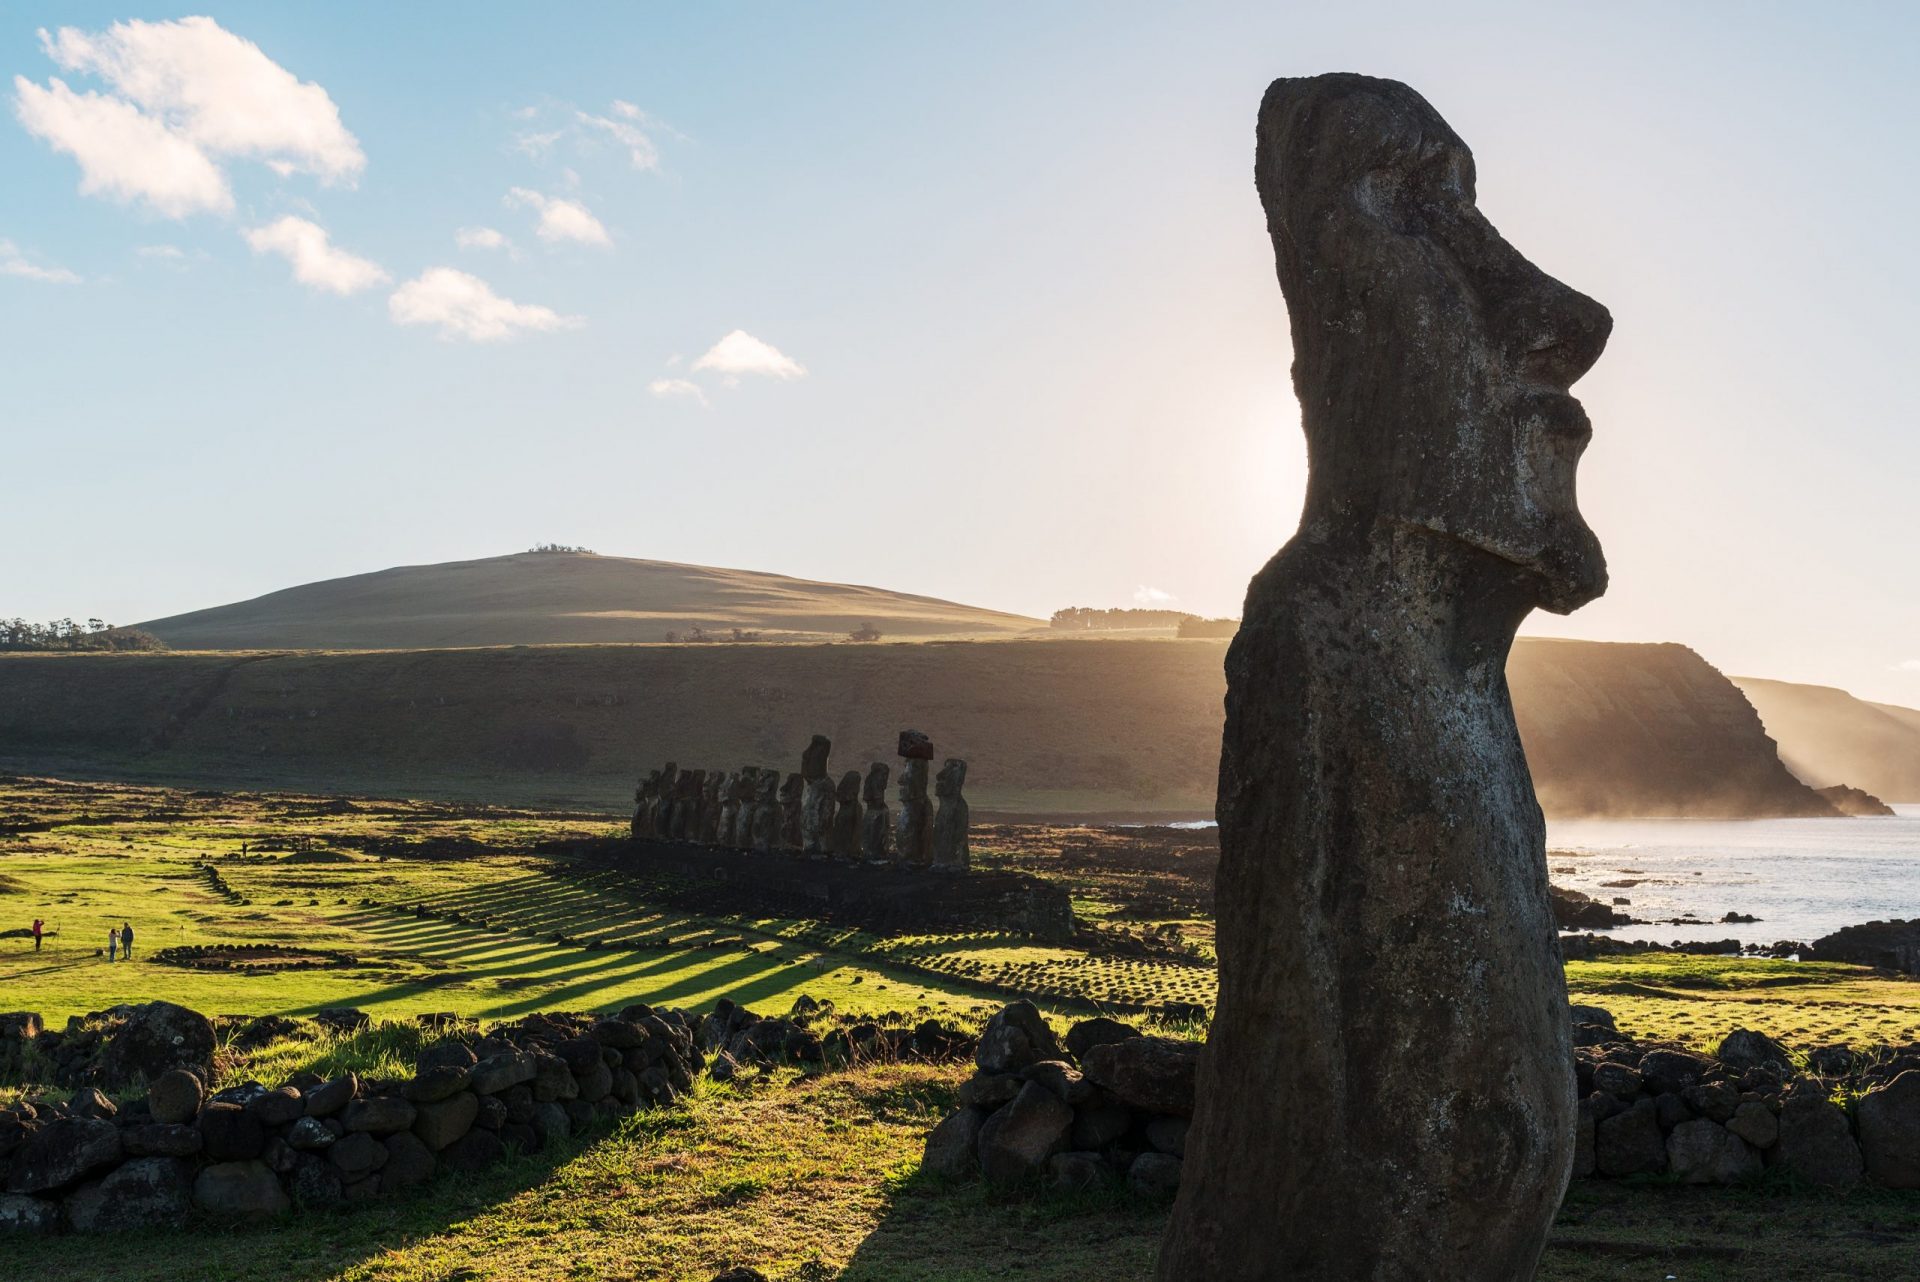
[[119, 921, 134, 960], [107, 925, 118, 962], [31, 918, 43, 952]]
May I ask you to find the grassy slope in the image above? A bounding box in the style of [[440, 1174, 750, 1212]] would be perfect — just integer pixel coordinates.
[[1735, 675, 1920, 801], [0, 636, 1841, 818], [136, 551, 1043, 649]]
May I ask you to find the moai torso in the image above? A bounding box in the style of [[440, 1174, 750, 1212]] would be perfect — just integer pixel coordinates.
[[860, 763, 892, 860], [932, 758, 970, 871], [894, 732, 934, 866], [778, 772, 804, 849], [750, 771, 782, 853], [800, 735, 837, 855], [829, 771, 863, 857]]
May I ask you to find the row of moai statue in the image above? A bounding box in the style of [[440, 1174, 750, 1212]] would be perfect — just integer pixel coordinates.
[[630, 730, 970, 871]]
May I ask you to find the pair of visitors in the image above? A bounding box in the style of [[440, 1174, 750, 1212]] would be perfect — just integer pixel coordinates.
[[106, 922, 134, 961], [31, 918, 44, 951]]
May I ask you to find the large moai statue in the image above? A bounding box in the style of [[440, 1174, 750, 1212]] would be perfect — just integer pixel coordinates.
[[778, 773, 804, 849], [893, 730, 934, 866], [1158, 75, 1611, 1281], [931, 758, 970, 871], [732, 768, 762, 849], [799, 735, 838, 855], [699, 772, 724, 844], [671, 769, 704, 841], [860, 763, 892, 860], [650, 763, 678, 840], [631, 769, 660, 838], [713, 771, 740, 847], [750, 770, 782, 853], [829, 770, 863, 857]]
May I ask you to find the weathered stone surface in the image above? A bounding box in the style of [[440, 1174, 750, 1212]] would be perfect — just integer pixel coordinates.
[[956, 1072, 1023, 1111], [404, 1065, 471, 1104], [1773, 1096, 1863, 1188], [778, 772, 804, 848], [412, 1091, 479, 1152], [381, 1131, 437, 1190], [1146, 1116, 1190, 1158], [145, 1068, 206, 1125], [931, 758, 970, 871], [977, 1082, 1074, 1186], [750, 771, 782, 853], [976, 1002, 1063, 1074], [920, 1106, 985, 1180], [1666, 1119, 1760, 1184], [303, 1074, 356, 1118], [98, 1002, 217, 1087], [69, 1087, 116, 1120], [6, 1118, 123, 1194], [285, 1117, 336, 1152], [1716, 1028, 1792, 1074], [328, 1131, 387, 1177], [1638, 1049, 1715, 1096], [1725, 1101, 1778, 1149], [1590, 1062, 1642, 1100], [0, 1194, 60, 1234], [66, 1156, 193, 1232], [895, 759, 933, 866], [1856, 1070, 1920, 1189], [439, 1127, 505, 1173], [860, 763, 893, 860], [192, 1160, 289, 1218], [1047, 1151, 1116, 1191], [344, 1096, 417, 1135], [123, 1123, 203, 1158], [1082, 1036, 1198, 1118], [1596, 1098, 1666, 1177], [249, 1086, 305, 1127], [287, 1154, 343, 1208], [470, 1051, 535, 1095], [1162, 72, 1612, 1282], [1065, 1017, 1139, 1062], [1130, 1151, 1183, 1199], [1022, 1060, 1092, 1106], [1072, 1101, 1133, 1153], [829, 771, 863, 857]]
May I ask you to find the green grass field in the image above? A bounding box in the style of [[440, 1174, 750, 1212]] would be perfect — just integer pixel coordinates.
[[6, 775, 1919, 1280]]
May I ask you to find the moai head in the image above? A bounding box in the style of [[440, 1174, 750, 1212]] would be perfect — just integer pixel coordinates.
[[898, 730, 934, 761], [835, 770, 862, 805], [801, 734, 832, 781], [636, 769, 660, 802], [679, 768, 704, 802], [756, 771, 781, 804], [1256, 74, 1610, 614], [935, 758, 967, 799], [779, 772, 804, 803], [862, 762, 891, 807], [659, 762, 679, 789], [703, 772, 723, 807], [733, 768, 757, 803]]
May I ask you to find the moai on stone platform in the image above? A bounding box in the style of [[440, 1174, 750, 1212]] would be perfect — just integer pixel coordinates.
[[651, 763, 678, 839], [670, 769, 702, 840], [714, 771, 740, 846], [733, 769, 762, 849], [1158, 75, 1612, 1282], [800, 735, 838, 855], [750, 770, 782, 853], [829, 770, 863, 857], [778, 772, 804, 849], [932, 758, 970, 871], [894, 730, 934, 866], [699, 772, 724, 844], [860, 763, 892, 860], [631, 769, 661, 838]]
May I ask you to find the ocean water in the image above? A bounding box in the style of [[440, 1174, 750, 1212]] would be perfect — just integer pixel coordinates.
[[1545, 804, 1920, 946]]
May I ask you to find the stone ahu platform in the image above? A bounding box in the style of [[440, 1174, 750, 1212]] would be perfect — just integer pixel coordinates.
[[579, 836, 1076, 941]]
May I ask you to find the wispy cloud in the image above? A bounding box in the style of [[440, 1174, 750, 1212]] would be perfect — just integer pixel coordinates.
[[14, 17, 363, 219], [1894, 659, 1920, 673], [0, 238, 80, 283], [511, 98, 676, 173], [388, 267, 580, 342], [691, 330, 806, 380], [1133, 586, 1177, 606], [505, 187, 610, 247], [137, 243, 183, 259], [243, 216, 387, 295], [648, 377, 708, 407], [455, 225, 510, 252]]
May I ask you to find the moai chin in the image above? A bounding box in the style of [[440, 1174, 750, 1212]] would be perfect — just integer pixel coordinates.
[[894, 731, 934, 866], [800, 736, 838, 855], [860, 763, 893, 860], [829, 770, 863, 858], [931, 758, 970, 872], [750, 770, 782, 854], [1158, 75, 1610, 1282]]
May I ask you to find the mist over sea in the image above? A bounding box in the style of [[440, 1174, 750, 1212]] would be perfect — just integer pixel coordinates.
[[1547, 804, 1920, 945]]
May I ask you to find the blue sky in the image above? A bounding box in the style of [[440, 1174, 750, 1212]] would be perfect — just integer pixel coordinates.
[[3, 3, 1917, 704]]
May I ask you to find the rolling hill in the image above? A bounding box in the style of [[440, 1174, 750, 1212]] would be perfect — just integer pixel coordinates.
[[1733, 677, 1920, 802], [135, 551, 1043, 650]]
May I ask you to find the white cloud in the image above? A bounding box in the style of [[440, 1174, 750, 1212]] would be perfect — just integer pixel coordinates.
[[691, 330, 807, 380], [137, 243, 183, 258], [388, 267, 580, 342], [0, 238, 80, 283], [14, 17, 362, 220], [576, 105, 660, 171], [1133, 586, 1177, 606], [455, 225, 509, 251], [1894, 659, 1920, 673], [243, 215, 387, 295], [505, 187, 610, 247], [648, 378, 708, 406], [39, 17, 363, 182], [13, 75, 232, 216]]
